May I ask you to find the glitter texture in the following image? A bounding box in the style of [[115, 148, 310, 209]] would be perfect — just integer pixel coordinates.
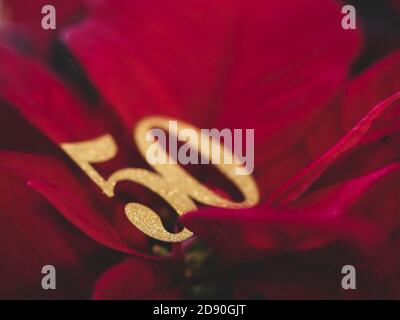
[[60, 117, 259, 242]]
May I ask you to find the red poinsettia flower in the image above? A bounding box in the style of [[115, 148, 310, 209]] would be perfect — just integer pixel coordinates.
[[0, 0, 399, 299]]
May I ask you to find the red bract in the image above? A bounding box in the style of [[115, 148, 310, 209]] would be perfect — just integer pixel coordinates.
[[2, 0, 86, 56], [0, 0, 399, 299]]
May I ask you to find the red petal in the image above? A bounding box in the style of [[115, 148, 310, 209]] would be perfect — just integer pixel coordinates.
[[289, 164, 400, 233], [182, 164, 400, 264], [0, 43, 145, 169], [255, 51, 400, 200], [215, 0, 360, 194], [234, 243, 397, 299], [0, 166, 107, 299], [306, 52, 400, 190], [0, 151, 153, 257], [92, 257, 181, 300], [267, 51, 400, 202], [62, 0, 234, 126], [0, 101, 55, 153], [341, 52, 400, 132], [0, 45, 107, 143], [3, 0, 86, 56], [270, 92, 400, 206], [304, 51, 400, 161], [61, 0, 360, 132]]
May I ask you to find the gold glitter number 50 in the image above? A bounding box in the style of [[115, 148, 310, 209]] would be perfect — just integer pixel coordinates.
[[61, 117, 259, 242]]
